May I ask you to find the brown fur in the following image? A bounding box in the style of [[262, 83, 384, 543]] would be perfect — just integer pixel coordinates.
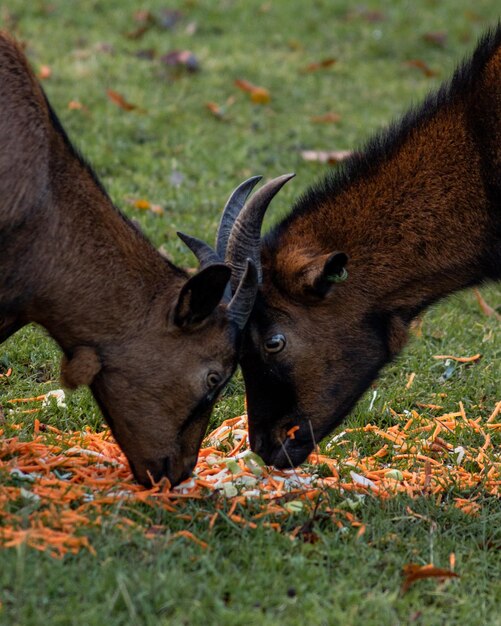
[[60, 346, 102, 389], [240, 26, 501, 467], [0, 32, 239, 487]]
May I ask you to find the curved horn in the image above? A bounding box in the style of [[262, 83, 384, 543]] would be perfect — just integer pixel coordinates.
[[177, 231, 221, 268], [227, 259, 258, 330], [225, 173, 295, 290], [216, 175, 262, 259], [177, 231, 232, 302], [177, 175, 263, 267]]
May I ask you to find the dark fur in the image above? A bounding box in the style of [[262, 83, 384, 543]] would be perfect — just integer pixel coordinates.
[[241, 25, 501, 466], [0, 32, 238, 487]]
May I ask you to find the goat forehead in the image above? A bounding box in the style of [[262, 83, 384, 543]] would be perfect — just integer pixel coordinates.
[[249, 292, 293, 332]]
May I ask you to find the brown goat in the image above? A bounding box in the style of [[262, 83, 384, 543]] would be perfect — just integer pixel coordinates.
[[223, 26, 501, 467], [0, 31, 289, 486]]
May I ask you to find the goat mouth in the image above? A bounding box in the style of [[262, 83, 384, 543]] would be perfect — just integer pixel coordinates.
[[270, 439, 313, 468], [128, 455, 198, 489], [252, 435, 313, 468]]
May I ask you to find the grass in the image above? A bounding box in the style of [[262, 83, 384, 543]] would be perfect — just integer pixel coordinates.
[[1, 1, 501, 624]]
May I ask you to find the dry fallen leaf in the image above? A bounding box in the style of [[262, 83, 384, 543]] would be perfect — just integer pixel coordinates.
[[125, 24, 152, 40], [300, 149, 353, 164], [310, 112, 341, 124], [422, 32, 448, 47], [106, 89, 141, 112], [205, 102, 225, 120], [38, 65, 52, 80], [234, 79, 270, 104], [402, 563, 459, 593], [301, 58, 337, 73], [473, 288, 501, 321], [126, 198, 164, 215], [404, 59, 437, 77], [67, 100, 90, 115]]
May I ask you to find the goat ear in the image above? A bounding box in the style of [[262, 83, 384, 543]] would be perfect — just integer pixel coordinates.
[[299, 251, 349, 297], [61, 346, 102, 389], [174, 264, 231, 327]]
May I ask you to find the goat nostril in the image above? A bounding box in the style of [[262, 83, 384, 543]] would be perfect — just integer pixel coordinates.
[[251, 432, 264, 454]]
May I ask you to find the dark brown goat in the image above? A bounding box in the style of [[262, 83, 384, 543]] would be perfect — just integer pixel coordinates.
[[0, 31, 287, 486], [223, 26, 501, 467]]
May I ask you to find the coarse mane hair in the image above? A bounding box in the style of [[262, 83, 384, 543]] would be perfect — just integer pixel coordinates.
[[268, 23, 501, 242]]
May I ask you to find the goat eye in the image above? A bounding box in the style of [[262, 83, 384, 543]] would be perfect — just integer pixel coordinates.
[[206, 371, 222, 390], [264, 334, 286, 354]]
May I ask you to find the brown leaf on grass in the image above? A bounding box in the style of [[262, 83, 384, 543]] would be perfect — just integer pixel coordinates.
[[126, 198, 164, 215], [310, 112, 341, 124], [205, 102, 225, 120], [68, 100, 90, 115], [473, 288, 501, 321], [234, 79, 270, 104], [402, 563, 459, 593], [422, 32, 448, 47], [107, 89, 141, 112], [38, 65, 52, 80], [161, 50, 199, 72], [125, 24, 153, 40], [404, 59, 437, 77], [300, 149, 353, 164], [300, 58, 337, 73]]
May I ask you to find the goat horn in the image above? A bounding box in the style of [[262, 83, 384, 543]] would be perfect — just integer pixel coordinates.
[[216, 175, 262, 259], [177, 175, 263, 268], [177, 231, 232, 302], [177, 231, 221, 268], [225, 173, 295, 290], [227, 259, 258, 330]]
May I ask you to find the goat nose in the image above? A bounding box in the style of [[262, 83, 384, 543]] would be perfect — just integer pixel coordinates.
[[249, 430, 264, 454], [249, 432, 277, 465]]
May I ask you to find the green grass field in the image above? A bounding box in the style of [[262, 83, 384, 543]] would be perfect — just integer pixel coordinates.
[[1, 1, 500, 624]]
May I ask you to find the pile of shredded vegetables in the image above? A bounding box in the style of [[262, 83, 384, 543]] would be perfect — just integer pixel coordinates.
[[1, 369, 500, 558]]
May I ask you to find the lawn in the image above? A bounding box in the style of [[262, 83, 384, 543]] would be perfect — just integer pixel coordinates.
[[1, 1, 500, 625]]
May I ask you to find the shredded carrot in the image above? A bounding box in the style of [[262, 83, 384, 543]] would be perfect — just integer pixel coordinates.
[[0, 393, 499, 558], [406, 372, 416, 389], [449, 552, 456, 571], [170, 530, 208, 549], [433, 353, 482, 363], [286, 425, 300, 439], [487, 400, 501, 424], [416, 403, 443, 410], [8, 394, 47, 403]]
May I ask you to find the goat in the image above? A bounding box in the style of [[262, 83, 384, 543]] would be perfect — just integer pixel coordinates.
[[0, 31, 287, 486], [222, 25, 501, 467]]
